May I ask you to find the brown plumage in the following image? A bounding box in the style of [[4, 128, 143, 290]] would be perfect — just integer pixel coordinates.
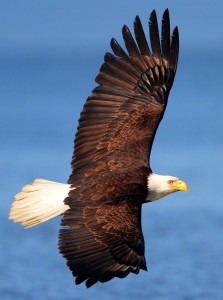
[[58, 9, 179, 287]]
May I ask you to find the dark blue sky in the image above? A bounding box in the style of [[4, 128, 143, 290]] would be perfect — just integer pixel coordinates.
[[0, 0, 222, 55]]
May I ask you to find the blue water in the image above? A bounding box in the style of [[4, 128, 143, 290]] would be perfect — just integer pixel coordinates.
[[1, 28, 223, 300]]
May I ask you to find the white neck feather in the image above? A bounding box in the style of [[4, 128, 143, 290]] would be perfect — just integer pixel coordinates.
[[146, 173, 178, 202]]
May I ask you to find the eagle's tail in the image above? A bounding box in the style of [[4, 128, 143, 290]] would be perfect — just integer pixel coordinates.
[[9, 179, 70, 229]]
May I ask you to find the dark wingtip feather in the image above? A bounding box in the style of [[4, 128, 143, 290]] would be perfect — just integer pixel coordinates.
[[110, 38, 128, 58], [149, 10, 161, 58], [141, 262, 148, 271], [150, 9, 156, 17], [134, 15, 140, 23], [134, 15, 151, 56], [170, 26, 179, 72], [86, 277, 99, 288], [161, 9, 170, 62], [164, 8, 169, 15], [122, 24, 141, 57], [75, 275, 87, 285]]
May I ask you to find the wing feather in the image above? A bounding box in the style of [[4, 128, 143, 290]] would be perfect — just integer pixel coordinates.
[[149, 10, 161, 60], [134, 15, 151, 56], [161, 9, 171, 63], [122, 25, 147, 71], [110, 38, 129, 58], [170, 27, 179, 72]]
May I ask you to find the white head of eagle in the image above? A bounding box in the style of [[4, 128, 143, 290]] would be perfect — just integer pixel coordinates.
[[146, 173, 188, 202]]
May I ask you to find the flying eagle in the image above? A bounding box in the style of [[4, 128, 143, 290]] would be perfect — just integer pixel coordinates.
[[9, 9, 187, 288]]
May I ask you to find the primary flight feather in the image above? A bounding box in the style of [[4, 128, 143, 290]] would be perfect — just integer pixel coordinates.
[[9, 9, 187, 288]]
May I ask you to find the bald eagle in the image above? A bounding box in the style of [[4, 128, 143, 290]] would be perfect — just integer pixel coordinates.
[[9, 9, 187, 288]]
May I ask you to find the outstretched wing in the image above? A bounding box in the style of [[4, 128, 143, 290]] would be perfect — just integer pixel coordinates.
[[59, 170, 148, 287], [68, 9, 179, 184], [59, 10, 179, 287]]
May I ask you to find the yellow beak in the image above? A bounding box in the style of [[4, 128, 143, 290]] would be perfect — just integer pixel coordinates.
[[171, 179, 188, 192]]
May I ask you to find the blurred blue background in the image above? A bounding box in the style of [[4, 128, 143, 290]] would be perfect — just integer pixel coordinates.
[[1, 0, 223, 299]]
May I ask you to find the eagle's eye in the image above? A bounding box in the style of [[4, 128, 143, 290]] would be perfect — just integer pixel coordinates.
[[168, 180, 174, 185]]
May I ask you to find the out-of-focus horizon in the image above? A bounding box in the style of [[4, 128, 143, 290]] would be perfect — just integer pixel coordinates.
[[1, 1, 223, 299]]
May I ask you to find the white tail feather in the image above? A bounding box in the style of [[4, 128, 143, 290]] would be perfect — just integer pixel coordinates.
[[9, 179, 71, 228]]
